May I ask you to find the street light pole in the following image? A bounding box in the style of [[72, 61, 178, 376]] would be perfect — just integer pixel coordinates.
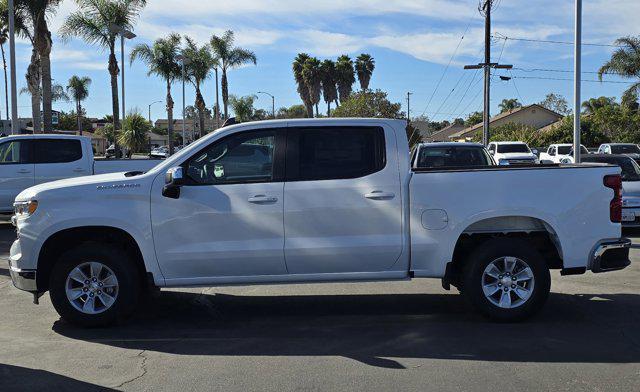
[[8, 0, 18, 134], [406, 92, 413, 126], [214, 67, 221, 128], [148, 100, 162, 123], [257, 91, 275, 118], [573, 0, 582, 164]]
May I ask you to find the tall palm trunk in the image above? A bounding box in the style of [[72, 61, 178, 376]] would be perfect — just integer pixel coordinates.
[[35, 20, 53, 132], [76, 100, 82, 135], [195, 84, 206, 138], [221, 69, 229, 119], [315, 103, 319, 117], [1, 43, 8, 120], [214, 67, 220, 127], [26, 49, 41, 133], [166, 80, 174, 154], [327, 102, 331, 117], [108, 46, 120, 130]]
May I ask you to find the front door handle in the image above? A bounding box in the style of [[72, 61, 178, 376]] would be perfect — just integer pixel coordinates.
[[248, 195, 278, 204], [17, 169, 31, 174], [364, 191, 395, 200], [73, 168, 86, 173]]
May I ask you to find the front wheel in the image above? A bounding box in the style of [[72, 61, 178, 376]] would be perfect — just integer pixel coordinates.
[[49, 243, 141, 327], [462, 238, 550, 322]]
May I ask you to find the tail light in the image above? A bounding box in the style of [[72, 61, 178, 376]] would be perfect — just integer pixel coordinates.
[[604, 175, 622, 223]]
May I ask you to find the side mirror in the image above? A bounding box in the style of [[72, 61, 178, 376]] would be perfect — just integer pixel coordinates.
[[162, 167, 184, 199]]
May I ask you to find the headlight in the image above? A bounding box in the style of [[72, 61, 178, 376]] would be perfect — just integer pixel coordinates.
[[13, 200, 38, 219]]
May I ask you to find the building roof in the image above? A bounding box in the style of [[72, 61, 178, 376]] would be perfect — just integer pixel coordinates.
[[424, 123, 466, 142], [449, 104, 563, 139]]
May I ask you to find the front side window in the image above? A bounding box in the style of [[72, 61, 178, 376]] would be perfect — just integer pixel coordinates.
[[34, 139, 82, 163], [0, 140, 31, 164], [287, 127, 386, 181], [186, 131, 276, 185]]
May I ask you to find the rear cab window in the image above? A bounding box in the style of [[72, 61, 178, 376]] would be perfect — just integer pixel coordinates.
[[34, 139, 83, 163], [416, 145, 493, 168]]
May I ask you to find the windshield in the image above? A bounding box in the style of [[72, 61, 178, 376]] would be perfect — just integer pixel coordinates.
[[416, 146, 494, 168], [497, 144, 530, 153], [611, 144, 640, 154]]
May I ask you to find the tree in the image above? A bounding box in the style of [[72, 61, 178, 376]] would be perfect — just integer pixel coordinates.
[[355, 53, 375, 91], [292, 53, 313, 118], [465, 111, 483, 127], [0, 0, 15, 120], [582, 96, 617, 114], [332, 89, 403, 118], [17, 0, 62, 132], [229, 94, 258, 122], [183, 36, 215, 138], [276, 104, 307, 119], [66, 75, 91, 135], [320, 59, 338, 116], [539, 93, 570, 115], [335, 55, 355, 103], [302, 57, 322, 117], [498, 98, 522, 113], [118, 110, 150, 157], [130, 33, 181, 153], [61, 0, 147, 130], [599, 36, 640, 105], [58, 110, 92, 132], [621, 89, 639, 112], [209, 30, 257, 119], [96, 123, 119, 144]]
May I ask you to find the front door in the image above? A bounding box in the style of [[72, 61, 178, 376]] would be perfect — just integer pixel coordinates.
[[283, 125, 403, 274], [0, 139, 34, 213], [151, 129, 287, 282]]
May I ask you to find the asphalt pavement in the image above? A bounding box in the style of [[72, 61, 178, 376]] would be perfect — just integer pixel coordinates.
[[0, 222, 639, 391]]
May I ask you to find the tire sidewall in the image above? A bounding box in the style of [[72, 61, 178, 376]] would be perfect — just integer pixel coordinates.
[[463, 238, 551, 322], [49, 243, 140, 327]]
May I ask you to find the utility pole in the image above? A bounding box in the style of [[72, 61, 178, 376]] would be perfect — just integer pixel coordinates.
[[148, 100, 161, 123], [214, 67, 221, 129], [406, 92, 413, 126], [257, 91, 275, 119], [573, 0, 582, 164], [464, 0, 512, 146], [8, 0, 18, 134]]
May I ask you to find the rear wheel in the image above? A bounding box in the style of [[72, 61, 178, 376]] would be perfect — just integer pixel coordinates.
[[49, 242, 140, 327], [462, 238, 550, 322]]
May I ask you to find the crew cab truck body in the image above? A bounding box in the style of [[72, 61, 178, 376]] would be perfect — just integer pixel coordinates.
[[0, 134, 162, 214], [9, 119, 630, 326]]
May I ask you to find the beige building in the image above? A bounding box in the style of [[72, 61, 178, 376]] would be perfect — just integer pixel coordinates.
[[154, 118, 218, 142], [449, 104, 563, 141], [424, 123, 467, 142]]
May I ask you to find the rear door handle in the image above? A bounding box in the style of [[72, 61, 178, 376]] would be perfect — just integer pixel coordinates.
[[364, 191, 395, 200], [73, 168, 87, 173], [248, 195, 278, 204]]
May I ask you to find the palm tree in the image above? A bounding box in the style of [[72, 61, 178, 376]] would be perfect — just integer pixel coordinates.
[[335, 55, 355, 104], [498, 98, 522, 113], [581, 96, 617, 114], [130, 33, 181, 154], [0, 0, 13, 120], [17, 0, 62, 132], [293, 53, 313, 118], [320, 60, 338, 116], [355, 53, 375, 91], [302, 57, 322, 117], [61, 0, 147, 130], [66, 76, 91, 135], [599, 36, 640, 103], [209, 30, 257, 120], [118, 110, 150, 158], [183, 36, 214, 138]]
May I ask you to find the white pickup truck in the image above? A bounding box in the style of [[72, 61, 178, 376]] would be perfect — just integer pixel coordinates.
[[0, 134, 162, 214], [487, 141, 539, 165], [539, 143, 589, 164], [9, 119, 630, 327]]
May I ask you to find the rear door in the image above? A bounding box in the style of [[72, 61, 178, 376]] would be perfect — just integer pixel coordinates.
[[33, 138, 89, 184], [0, 138, 34, 212], [283, 125, 403, 274]]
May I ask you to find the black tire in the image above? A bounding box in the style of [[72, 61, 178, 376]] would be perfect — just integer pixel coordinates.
[[49, 242, 141, 327], [462, 238, 550, 322]]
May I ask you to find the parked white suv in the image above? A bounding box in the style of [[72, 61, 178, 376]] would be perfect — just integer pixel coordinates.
[[9, 119, 630, 326], [487, 141, 539, 165], [540, 144, 589, 164]]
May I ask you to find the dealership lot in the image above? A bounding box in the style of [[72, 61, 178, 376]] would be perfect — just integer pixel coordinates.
[[0, 222, 639, 391]]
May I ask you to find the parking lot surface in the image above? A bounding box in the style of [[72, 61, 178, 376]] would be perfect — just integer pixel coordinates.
[[1, 222, 639, 391]]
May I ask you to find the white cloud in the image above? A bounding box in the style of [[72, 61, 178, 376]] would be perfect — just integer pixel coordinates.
[[293, 30, 364, 56]]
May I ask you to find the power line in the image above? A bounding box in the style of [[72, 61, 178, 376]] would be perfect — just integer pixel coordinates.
[[508, 70, 524, 103], [493, 33, 621, 48], [512, 67, 626, 76], [510, 75, 636, 84]]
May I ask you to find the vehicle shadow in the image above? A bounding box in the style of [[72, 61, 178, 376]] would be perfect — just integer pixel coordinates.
[[0, 364, 116, 391], [52, 290, 640, 369]]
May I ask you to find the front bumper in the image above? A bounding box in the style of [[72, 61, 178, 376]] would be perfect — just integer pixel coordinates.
[[591, 238, 632, 273], [9, 264, 37, 292]]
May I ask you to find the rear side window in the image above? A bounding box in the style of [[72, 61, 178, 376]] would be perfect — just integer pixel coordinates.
[[287, 127, 386, 181], [0, 140, 32, 164], [34, 139, 83, 163]]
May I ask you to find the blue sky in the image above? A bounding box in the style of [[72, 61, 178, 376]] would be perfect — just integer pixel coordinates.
[[12, 0, 640, 122]]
